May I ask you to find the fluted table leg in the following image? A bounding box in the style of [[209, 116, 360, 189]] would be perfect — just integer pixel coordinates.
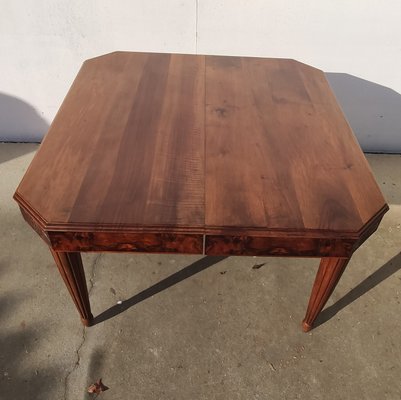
[[50, 250, 93, 326], [302, 257, 350, 332]]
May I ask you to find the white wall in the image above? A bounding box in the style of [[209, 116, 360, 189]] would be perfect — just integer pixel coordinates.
[[1, 0, 400, 151]]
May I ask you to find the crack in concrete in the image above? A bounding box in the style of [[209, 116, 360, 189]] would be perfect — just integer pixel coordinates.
[[63, 254, 102, 400], [88, 254, 102, 295]]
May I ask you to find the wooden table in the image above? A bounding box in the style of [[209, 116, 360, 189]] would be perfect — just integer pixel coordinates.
[[14, 52, 388, 331]]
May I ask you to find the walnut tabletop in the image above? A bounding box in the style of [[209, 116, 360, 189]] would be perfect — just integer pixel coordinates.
[[14, 52, 388, 331]]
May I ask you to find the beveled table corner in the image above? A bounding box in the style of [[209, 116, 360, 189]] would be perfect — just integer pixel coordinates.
[[14, 51, 389, 331]]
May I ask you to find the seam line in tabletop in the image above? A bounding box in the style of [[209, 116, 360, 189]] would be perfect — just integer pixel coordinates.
[[203, 55, 207, 247]]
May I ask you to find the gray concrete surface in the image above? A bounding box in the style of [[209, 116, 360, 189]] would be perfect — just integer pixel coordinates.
[[0, 143, 400, 400]]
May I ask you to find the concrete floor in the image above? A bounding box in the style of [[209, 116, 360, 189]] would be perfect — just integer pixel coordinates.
[[0, 142, 400, 400]]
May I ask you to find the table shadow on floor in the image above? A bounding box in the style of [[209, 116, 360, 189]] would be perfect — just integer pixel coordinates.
[[314, 252, 401, 328], [92, 256, 226, 325], [0, 293, 61, 400]]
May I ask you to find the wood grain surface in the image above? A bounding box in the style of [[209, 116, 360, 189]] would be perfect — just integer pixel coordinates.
[[15, 52, 388, 243], [204, 56, 385, 232], [49, 231, 203, 254], [14, 51, 389, 330]]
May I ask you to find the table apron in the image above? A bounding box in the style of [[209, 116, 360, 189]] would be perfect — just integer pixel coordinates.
[[48, 231, 355, 258]]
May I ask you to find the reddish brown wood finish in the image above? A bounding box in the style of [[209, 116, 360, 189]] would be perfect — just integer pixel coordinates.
[[50, 250, 93, 326], [49, 231, 203, 253], [14, 52, 389, 330], [205, 235, 354, 257], [204, 57, 385, 232], [15, 52, 386, 237], [15, 53, 205, 232], [302, 257, 350, 332]]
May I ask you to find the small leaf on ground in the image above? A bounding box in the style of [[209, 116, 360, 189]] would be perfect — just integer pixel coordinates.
[[88, 378, 109, 396], [252, 263, 265, 270]]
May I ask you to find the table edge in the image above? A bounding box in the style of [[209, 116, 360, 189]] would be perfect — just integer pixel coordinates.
[[15, 191, 388, 241]]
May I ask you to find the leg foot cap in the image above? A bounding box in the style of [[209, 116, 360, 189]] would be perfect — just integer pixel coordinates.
[[302, 320, 313, 332], [81, 315, 94, 327]]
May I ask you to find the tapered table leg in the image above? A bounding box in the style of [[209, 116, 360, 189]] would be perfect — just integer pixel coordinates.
[[50, 250, 93, 326], [302, 257, 350, 332]]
